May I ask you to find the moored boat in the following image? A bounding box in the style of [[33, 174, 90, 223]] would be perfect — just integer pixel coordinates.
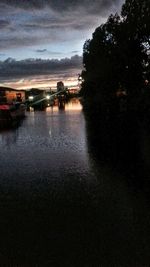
[[0, 102, 26, 128]]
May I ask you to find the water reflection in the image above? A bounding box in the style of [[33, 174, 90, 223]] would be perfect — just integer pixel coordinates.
[[45, 98, 82, 112], [0, 120, 24, 147], [0, 129, 18, 147], [85, 112, 150, 266], [0, 99, 150, 266]]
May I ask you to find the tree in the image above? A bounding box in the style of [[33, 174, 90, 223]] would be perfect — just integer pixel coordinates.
[[121, 0, 150, 95], [121, 0, 150, 43], [81, 14, 124, 114], [81, 0, 150, 115]]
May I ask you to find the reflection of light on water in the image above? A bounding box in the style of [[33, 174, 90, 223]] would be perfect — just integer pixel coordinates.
[[46, 106, 58, 112], [46, 98, 82, 112], [49, 129, 52, 137], [65, 100, 82, 110], [29, 107, 34, 112]]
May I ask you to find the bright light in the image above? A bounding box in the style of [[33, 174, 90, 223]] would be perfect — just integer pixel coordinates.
[[46, 95, 51, 99], [29, 96, 34, 100]]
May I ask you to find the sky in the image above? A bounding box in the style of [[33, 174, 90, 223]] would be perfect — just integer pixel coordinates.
[[0, 0, 124, 90]]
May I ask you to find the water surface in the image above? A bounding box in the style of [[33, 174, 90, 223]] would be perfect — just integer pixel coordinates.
[[0, 100, 150, 266]]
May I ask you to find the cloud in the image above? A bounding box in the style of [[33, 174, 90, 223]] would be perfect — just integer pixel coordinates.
[[0, 19, 10, 29], [0, 55, 82, 81], [35, 49, 64, 56], [36, 49, 47, 53], [0, 0, 124, 13], [72, 51, 80, 54], [0, 7, 95, 51], [0, 0, 124, 59], [0, 1, 124, 30], [0, 35, 40, 50], [0, 0, 43, 9]]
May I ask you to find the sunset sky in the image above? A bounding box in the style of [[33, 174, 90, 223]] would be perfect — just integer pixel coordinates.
[[0, 0, 124, 90]]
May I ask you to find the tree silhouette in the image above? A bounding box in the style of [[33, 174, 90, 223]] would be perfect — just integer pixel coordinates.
[[81, 0, 150, 116]]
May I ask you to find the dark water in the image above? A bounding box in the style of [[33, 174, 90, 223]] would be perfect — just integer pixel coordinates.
[[0, 100, 150, 266]]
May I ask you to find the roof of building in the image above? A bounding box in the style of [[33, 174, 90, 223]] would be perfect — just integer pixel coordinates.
[[0, 86, 25, 92]]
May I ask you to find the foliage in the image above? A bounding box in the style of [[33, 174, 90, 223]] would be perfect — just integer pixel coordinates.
[[81, 0, 150, 115]]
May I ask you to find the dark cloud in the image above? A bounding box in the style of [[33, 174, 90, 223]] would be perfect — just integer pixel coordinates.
[[0, 6, 98, 50], [36, 49, 47, 53], [0, 55, 82, 80], [0, 0, 125, 33], [0, 19, 10, 28], [21, 20, 93, 31], [0, 0, 124, 61], [0, 35, 40, 50], [72, 51, 79, 53], [0, 0, 124, 13], [0, 0, 43, 9]]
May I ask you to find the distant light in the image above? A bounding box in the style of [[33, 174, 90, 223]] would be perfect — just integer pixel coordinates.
[[29, 96, 34, 100], [46, 95, 50, 99], [116, 90, 127, 97], [145, 79, 149, 85]]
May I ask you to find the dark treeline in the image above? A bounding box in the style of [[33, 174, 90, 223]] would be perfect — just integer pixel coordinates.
[[80, 0, 150, 119], [80, 0, 150, 173]]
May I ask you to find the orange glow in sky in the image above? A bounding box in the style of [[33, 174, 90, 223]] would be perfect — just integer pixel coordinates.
[[0, 75, 79, 90]]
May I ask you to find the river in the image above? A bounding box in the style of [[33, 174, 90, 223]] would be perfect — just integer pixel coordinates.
[[0, 99, 150, 266]]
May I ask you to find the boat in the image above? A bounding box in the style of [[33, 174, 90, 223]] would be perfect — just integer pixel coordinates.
[[0, 102, 26, 128]]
